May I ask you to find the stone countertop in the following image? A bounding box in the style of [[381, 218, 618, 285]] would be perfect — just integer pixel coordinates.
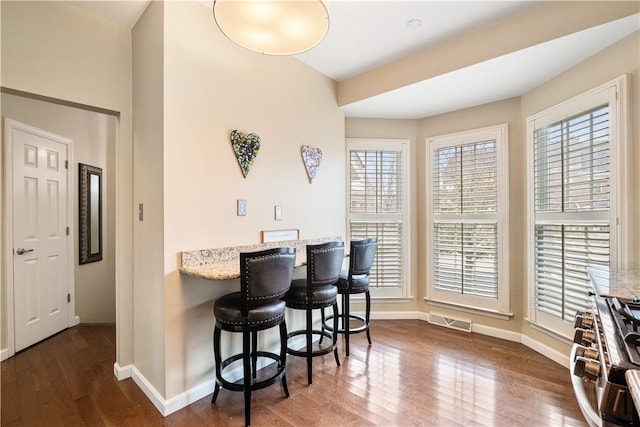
[[179, 236, 342, 280], [588, 265, 640, 300]]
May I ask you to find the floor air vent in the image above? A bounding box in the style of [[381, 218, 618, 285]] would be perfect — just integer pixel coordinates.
[[428, 314, 472, 333]]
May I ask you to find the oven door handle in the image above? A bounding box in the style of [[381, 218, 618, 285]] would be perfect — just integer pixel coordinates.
[[570, 344, 603, 427]]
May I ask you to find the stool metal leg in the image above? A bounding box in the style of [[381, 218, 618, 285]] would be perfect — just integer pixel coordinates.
[[365, 290, 372, 345], [332, 301, 341, 366], [243, 330, 252, 427], [251, 331, 258, 379], [279, 321, 290, 397], [319, 307, 326, 344], [306, 308, 313, 384], [212, 326, 222, 403], [343, 293, 350, 356]]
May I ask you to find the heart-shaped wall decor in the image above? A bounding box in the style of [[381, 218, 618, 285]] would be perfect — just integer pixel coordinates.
[[301, 145, 322, 183], [230, 129, 260, 178]]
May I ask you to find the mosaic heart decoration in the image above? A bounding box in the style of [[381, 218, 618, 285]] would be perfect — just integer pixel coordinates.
[[301, 145, 322, 183], [230, 129, 260, 178]]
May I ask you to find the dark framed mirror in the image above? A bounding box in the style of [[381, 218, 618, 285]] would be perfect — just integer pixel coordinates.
[[79, 163, 102, 264]]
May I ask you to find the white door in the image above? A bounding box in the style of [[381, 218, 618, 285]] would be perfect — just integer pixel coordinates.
[[10, 120, 71, 352]]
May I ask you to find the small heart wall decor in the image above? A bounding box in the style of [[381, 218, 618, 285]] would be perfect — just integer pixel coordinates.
[[230, 129, 260, 178], [301, 145, 322, 183]]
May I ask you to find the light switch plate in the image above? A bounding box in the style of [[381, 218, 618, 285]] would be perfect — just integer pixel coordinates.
[[237, 199, 247, 216], [275, 205, 282, 221]]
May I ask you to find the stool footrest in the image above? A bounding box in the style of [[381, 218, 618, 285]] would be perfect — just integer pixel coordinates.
[[286, 329, 336, 357], [322, 314, 369, 334], [216, 352, 286, 393]]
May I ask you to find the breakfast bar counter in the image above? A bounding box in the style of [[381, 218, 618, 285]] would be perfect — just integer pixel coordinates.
[[179, 236, 341, 280]]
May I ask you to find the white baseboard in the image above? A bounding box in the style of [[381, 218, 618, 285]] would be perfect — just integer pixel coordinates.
[[472, 322, 522, 343], [113, 362, 133, 381], [114, 361, 204, 417], [370, 310, 429, 321], [372, 311, 568, 367], [112, 337, 309, 417], [0, 347, 11, 362], [164, 378, 216, 416], [112, 314, 568, 417], [521, 334, 570, 368], [130, 366, 171, 416]]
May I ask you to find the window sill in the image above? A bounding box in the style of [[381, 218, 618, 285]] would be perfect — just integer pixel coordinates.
[[524, 317, 573, 343], [423, 297, 513, 321], [350, 295, 414, 303]]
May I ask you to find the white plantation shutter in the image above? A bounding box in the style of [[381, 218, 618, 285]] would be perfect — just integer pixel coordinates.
[[347, 139, 409, 296], [433, 223, 499, 298], [533, 105, 611, 321], [350, 221, 403, 288], [432, 141, 498, 298], [349, 150, 403, 215], [534, 225, 610, 319], [534, 106, 610, 213], [427, 125, 509, 314]]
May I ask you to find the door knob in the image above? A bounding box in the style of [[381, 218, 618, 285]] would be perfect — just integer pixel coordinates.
[[16, 248, 34, 255]]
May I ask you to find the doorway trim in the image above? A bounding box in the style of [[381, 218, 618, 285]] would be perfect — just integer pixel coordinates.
[[2, 118, 77, 360]]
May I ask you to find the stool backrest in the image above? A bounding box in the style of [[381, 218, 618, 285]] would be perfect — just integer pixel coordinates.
[[240, 247, 296, 310], [349, 238, 378, 277], [306, 241, 345, 289]]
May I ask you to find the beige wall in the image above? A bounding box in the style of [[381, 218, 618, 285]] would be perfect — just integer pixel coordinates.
[[1, 93, 117, 324], [520, 32, 640, 270], [346, 31, 640, 357], [0, 0, 3, 352], [132, 0, 166, 395], [1, 1, 134, 363], [133, 1, 345, 399], [1, 2, 130, 111], [520, 32, 640, 350], [344, 118, 420, 313], [2, 0, 638, 413], [418, 98, 524, 334], [338, 1, 639, 108]]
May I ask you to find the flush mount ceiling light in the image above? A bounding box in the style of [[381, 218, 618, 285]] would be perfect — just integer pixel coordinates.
[[213, 0, 329, 56]]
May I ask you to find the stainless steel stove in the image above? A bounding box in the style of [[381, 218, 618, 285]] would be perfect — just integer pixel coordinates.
[[571, 266, 640, 426]]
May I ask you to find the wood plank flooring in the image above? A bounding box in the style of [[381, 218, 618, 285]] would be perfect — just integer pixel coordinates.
[[1, 320, 587, 426]]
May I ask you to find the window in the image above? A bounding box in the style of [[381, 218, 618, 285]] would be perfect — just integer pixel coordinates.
[[346, 138, 410, 299], [527, 77, 626, 337], [426, 125, 509, 314]]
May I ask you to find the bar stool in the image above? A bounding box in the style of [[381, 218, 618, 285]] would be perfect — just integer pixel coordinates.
[[284, 241, 344, 385], [211, 247, 296, 427], [322, 238, 377, 356]]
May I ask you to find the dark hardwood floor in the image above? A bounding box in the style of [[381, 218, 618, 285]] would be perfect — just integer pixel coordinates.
[[1, 320, 587, 426]]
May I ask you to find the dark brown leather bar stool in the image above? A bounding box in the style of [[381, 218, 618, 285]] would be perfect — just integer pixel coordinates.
[[322, 238, 377, 356], [211, 247, 296, 427], [284, 241, 344, 385]]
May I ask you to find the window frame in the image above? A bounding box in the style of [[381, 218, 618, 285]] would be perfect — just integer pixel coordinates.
[[526, 76, 628, 338], [345, 138, 411, 300], [425, 124, 510, 315]]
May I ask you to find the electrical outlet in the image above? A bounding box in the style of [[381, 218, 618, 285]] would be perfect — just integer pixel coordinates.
[[237, 199, 247, 216], [275, 205, 282, 221]]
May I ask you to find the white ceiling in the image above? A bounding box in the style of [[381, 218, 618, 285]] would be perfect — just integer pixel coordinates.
[[295, 1, 541, 82], [340, 13, 640, 119], [66, 1, 640, 119]]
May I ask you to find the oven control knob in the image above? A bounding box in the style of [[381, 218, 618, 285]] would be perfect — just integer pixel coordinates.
[[573, 356, 601, 382], [574, 328, 596, 346], [575, 345, 599, 361], [574, 315, 594, 329], [575, 310, 592, 318]]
